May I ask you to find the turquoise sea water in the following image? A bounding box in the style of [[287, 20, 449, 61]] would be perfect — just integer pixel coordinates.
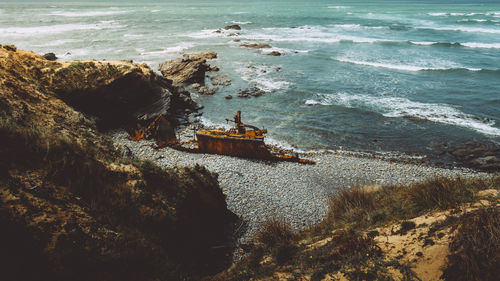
[[1, 0, 499, 161]]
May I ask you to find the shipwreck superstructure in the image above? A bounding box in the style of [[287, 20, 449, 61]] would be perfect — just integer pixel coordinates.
[[196, 111, 273, 159]]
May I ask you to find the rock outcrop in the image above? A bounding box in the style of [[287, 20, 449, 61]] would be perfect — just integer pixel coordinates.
[[0, 45, 237, 281], [224, 24, 241, 30], [267, 51, 282, 56], [49, 60, 198, 129], [158, 52, 218, 85], [237, 87, 266, 98], [449, 141, 500, 171], [240, 43, 272, 49], [210, 73, 232, 86], [198, 85, 218, 95]]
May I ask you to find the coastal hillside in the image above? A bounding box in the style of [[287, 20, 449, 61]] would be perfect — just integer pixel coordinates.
[[214, 177, 499, 281], [0, 45, 237, 281]]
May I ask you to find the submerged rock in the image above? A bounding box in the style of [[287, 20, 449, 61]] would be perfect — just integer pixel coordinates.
[[267, 51, 282, 56], [237, 87, 265, 98], [198, 85, 219, 95], [158, 52, 218, 85], [224, 24, 241, 30], [210, 73, 232, 86], [449, 141, 500, 171], [240, 43, 272, 49]]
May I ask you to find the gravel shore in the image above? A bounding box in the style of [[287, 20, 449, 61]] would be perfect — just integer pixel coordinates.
[[109, 130, 488, 252]]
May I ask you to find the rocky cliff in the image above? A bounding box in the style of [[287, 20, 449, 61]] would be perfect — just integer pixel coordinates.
[[0, 45, 237, 281], [158, 51, 218, 85]]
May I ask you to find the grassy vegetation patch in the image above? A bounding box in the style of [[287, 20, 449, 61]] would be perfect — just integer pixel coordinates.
[[315, 177, 499, 234], [442, 206, 500, 281]]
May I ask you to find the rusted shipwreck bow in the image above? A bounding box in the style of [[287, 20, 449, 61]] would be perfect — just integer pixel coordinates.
[[129, 111, 314, 164]]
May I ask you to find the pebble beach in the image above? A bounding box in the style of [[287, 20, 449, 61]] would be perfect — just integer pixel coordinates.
[[110, 130, 487, 248]]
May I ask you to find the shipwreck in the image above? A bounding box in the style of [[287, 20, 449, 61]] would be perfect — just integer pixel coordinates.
[[129, 111, 314, 164]]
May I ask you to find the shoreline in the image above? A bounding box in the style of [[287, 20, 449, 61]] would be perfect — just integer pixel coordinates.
[[109, 129, 490, 260]]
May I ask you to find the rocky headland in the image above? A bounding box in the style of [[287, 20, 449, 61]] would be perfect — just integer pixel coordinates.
[[0, 45, 237, 281]]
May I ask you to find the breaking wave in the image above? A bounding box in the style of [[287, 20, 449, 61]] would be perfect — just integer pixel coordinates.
[[305, 93, 500, 136], [235, 63, 290, 92], [333, 58, 481, 72], [328, 6, 351, 9], [420, 25, 500, 34], [138, 42, 196, 56], [0, 22, 123, 37], [48, 10, 129, 17], [409, 41, 500, 49]]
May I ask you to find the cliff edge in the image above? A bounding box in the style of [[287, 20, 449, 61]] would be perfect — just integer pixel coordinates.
[[0, 45, 236, 281]]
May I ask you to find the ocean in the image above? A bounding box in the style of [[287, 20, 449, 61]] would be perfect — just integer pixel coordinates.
[[1, 0, 499, 162]]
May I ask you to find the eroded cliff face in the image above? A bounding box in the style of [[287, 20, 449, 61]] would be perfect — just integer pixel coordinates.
[[0, 45, 237, 281]]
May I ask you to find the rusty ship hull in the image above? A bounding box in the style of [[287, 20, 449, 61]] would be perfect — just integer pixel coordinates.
[[196, 131, 273, 159]]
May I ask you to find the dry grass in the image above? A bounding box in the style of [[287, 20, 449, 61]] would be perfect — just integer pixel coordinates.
[[327, 186, 377, 228], [255, 218, 298, 266], [442, 207, 500, 281], [405, 177, 477, 212], [0, 119, 115, 206], [314, 177, 500, 235], [255, 218, 295, 248]]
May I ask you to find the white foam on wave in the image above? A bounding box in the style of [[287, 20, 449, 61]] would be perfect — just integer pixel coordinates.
[[235, 63, 290, 92], [0, 22, 123, 37], [199, 116, 233, 130], [328, 6, 351, 9], [139, 42, 196, 56], [258, 45, 310, 55], [244, 26, 391, 44], [265, 137, 306, 153], [305, 93, 500, 137], [458, 19, 489, 23], [428, 12, 448, 16], [33, 39, 81, 47], [124, 33, 144, 38], [334, 57, 481, 72], [428, 12, 484, 17], [422, 25, 500, 34], [410, 41, 437, 46], [231, 21, 252, 25], [49, 10, 128, 17], [462, 42, 500, 49], [151, 10, 160, 13], [330, 24, 387, 30], [187, 29, 226, 39], [410, 41, 500, 49]]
